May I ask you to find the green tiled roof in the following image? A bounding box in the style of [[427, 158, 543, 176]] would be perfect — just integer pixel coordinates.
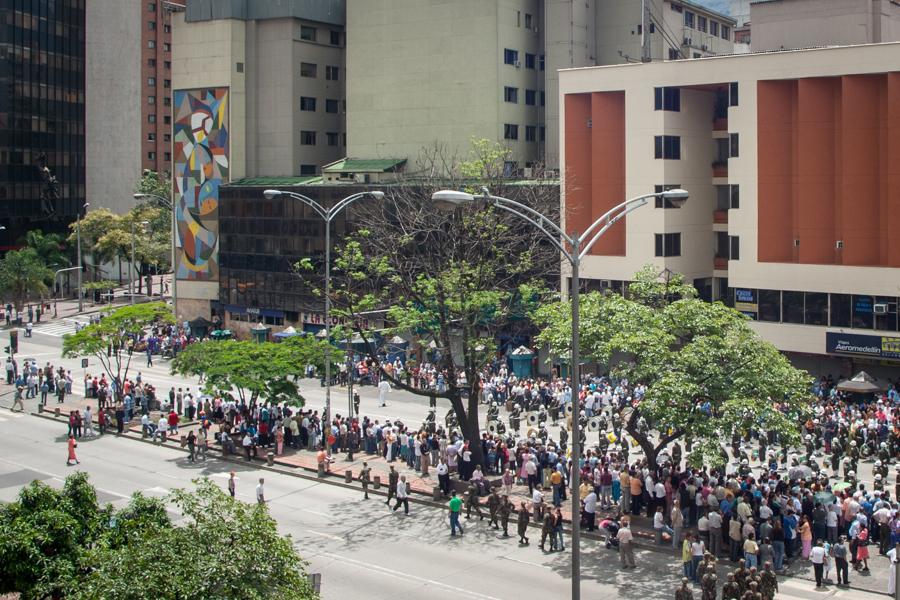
[[323, 158, 406, 173], [228, 176, 321, 186]]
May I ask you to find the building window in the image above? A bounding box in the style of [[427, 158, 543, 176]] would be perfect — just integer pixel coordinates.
[[147, 114, 156, 123], [783, 291, 804, 324], [525, 89, 536, 105], [721, 24, 730, 40], [325, 99, 339, 113], [325, 65, 339, 80], [147, 77, 156, 86], [668, 48, 681, 60], [164, 61, 171, 70], [539, 126, 545, 142], [730, 184, 740, 209], [684, 11, 694, 28], [729, 82, 739, 106], [525, 13, 533, 28], [326, 132, 339, 146], [148, 20, 156, 30], [875, 297, 899, 331], [654, 184, 683, 208], [539, 54, 545, 70], [697, 15, 707, 32], [163, 116, 171, 124], [163, 24, 171, 33], [653, 87, 680, 111], [147, 95, 156, 104], [503, 86, 518, 103], [148, 2, 156, 11], [654, 135, 681, 159], [525, 125, 536, 142], [759, 289, 781, 322], [163, 152, 171, 162], [671, 2, 683, 12], [148, 151, 156, 160], [148, 40, 156, 49], [300, 96, 316, 111], [163, 79, 170, 88], [163, 134, 171, 142], [504, 124, 519, 140], [730, 133, 739, 157], [300, 164, 317, 176], [148, 58, 156, 67], [504, 48, 519, 65], [301, 63, 317, 78], [729, 235, 740, 260], [330, 30, 341, 46], [301, 131, 316, 145], [300, 25, 317, 41], [853, 295, 874, 329], [805, 292, 828, 326], [525, 53, 536, 69], [830, 293, 851, 327], [147, 133, 156, 141], [163, 43, 170, 52], [710, 21, 719, 36], [540, 91, 545, 106], [654, 233, 681, 257]]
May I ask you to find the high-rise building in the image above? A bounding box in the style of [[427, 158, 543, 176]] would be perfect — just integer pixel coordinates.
[[559, 42, 900, 376], [85, 0, 183, 217], [347, 0, 734, 173], [170, 0, 346, 319], [0, 0, 86, 247]]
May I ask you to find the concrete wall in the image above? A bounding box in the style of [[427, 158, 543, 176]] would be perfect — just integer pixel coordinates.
[[86, 0, 142, 215], [347, 0, 543, 173], [751, 0, 900, 51]]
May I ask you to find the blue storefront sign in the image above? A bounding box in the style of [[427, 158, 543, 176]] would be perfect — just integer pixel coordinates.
[[826, 331, 900, 361]]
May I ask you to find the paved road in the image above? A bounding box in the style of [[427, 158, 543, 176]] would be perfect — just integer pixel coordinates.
[[0, 408, 889, 600]]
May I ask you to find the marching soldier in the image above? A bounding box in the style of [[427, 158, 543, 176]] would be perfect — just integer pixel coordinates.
[[701, 571, 717, 600], [734, 559, 749, 596], [499, 495, 512, 537], [759, 562, 778, 600], [359, 462, 371, 500], [675, 578, 694, 600], [722, 573, 741, 600], [517, 501, 530, 545], [741, 581, 762, 600], [385, 465, 399, 506], [540, 510, 555, 551], [487, 489, 501, 529], [465, 484, 484, 520]]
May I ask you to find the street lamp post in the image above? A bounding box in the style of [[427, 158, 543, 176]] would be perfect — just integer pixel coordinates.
[[431, 186, 689, 600], [133, 193, 175, 316], [263, 189, 384, 436], [76, 202, 90, 312], [130, 220, 150, 304]]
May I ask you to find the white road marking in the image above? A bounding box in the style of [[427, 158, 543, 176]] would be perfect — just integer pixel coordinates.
[[302, 508, 332, 518], [318, 551, 504, 599], [498, 555, 552, 570], [308, 529, 343, 541]]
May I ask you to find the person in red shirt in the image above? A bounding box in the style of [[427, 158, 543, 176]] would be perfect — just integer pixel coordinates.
[[167, 409, 180, 434]]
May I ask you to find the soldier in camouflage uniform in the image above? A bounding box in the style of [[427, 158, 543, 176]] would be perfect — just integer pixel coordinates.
[[540, 511, 555, 551], [517, 501, 530, 545], [499, 495, 512, 537], [746, 567, 761, 593], [487, 489, 501, 529], [733, 559, 748, 596], [759, 562, 778, 600], [741, 581, 762, 600], [675, 577, 695, 600], [722, 573, 741, 600], [701, 571, 718, 600], [465, 484, 484, 520]]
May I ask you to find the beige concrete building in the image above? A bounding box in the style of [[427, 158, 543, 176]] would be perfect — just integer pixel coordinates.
[[559, 43, 900, 376], [751, 0, 900, 51]]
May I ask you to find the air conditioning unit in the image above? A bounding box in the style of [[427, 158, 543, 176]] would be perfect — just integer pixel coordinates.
[[701, 44, 708, 51], [523, 167, 533, 178], [793, 239, 800, 247], [514, 60, 521, 68], [835, 240, 844, 249], [874, 303, 889, 314], [683, 37, 691, 46]]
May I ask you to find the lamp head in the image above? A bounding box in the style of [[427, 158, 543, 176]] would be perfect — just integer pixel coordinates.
[[661, 188, 689, 208], [133, 193, 147, 200], [431, 190, 478, 212], [367, 191, 385, 200], [263, 189, 282, 200]]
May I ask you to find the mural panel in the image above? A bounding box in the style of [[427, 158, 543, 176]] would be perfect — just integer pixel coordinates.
[[173, 88, 229, 281]]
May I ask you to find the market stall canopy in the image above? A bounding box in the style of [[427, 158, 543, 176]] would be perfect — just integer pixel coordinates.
[[388, 335, 407, 345], [273, 326, 299, 339], [836, 371, 887, 394], [251, 322, 270, 331], [189, 316, 213, 328]]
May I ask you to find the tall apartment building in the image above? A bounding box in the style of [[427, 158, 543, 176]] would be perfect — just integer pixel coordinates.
[[559, 43, 900, 376], [170, 0, 346, 318], [348, 0, 733, 174], [0, 0, 86, 247], [85, 0, 182, 217], [750, 0, 900, 51]]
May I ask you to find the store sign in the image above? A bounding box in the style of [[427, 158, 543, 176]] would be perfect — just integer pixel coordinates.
[[734, 288, 758, 318], [826, 331, 900, 361], [299, 312, 381, 330]]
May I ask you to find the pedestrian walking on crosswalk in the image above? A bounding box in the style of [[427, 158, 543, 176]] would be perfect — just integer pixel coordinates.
[[66, 434, 79, 466]]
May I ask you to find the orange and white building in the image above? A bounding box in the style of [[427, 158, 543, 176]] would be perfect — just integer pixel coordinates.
[[559, 42, 900, 377]]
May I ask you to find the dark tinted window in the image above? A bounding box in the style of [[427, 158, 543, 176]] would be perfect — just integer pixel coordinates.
[[782, 291, 804, 324], [758, 289, 781, 322]]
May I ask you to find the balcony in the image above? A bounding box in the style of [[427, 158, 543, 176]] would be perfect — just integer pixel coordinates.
[[713, 209, 729, 224], [714, 255, 728, 270], [712, 160, 728, 178]]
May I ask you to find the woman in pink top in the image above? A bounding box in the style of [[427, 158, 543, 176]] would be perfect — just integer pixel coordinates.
[[799, 516, 813, 559]]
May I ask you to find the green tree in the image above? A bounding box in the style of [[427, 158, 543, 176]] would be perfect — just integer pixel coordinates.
[[171, 336, 330, 406], [0, 248, 53, 312], [67, 208, 122, 281], [95, 205, 171, 294], [134, 169, 172, 210], [21, 229, 70, 272], [534, 267, 812, 469], [62, 302, 174, 399]]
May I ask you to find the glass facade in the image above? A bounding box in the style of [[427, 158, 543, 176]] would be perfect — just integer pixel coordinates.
[[0, 0, 86, 247]]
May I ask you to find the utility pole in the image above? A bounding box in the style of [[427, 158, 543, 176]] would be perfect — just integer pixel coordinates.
[[641, 0, 652, 62], [76, 202, 89, 312]]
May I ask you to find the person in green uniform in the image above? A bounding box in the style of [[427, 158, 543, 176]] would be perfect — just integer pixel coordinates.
[[487, 489, 501, 529], [465, 484, 484, 520], [499, 495, 512, 537], [517, 502, 530, 545], [675, 577, 694, 600]]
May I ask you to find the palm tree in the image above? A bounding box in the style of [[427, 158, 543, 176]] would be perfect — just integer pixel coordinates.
[[0, 249, 52, 312], [21, 229, 69, 271]]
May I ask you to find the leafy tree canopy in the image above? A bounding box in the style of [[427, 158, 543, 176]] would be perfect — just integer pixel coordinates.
[[0, 248, 53, 311], [533, 266, 813, 468]]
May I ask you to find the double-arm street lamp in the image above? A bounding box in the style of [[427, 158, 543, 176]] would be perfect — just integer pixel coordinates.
[[76, 202, 90, 312], [262, 189, 385, 434], [431, 185, 689, 600]]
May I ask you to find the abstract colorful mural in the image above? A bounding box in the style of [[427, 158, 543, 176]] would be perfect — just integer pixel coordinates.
[[172, 88, 229, 281]]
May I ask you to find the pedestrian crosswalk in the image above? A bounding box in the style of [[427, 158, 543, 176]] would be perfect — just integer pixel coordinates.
[[0, 409, 26, 423], [22, 318, 89, 338]]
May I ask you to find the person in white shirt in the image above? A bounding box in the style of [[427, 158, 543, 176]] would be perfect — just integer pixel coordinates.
[[392, 475, 409, 514], [532, 487, 545, 524], [378, 379, 391, 406], [583, 491, 598, 531], [809, 540, 827, 587], [654, 506, 674, 545], [255, 478, 265, 504], [617, 521, 636, 568], [888, 545, 897, 596]]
